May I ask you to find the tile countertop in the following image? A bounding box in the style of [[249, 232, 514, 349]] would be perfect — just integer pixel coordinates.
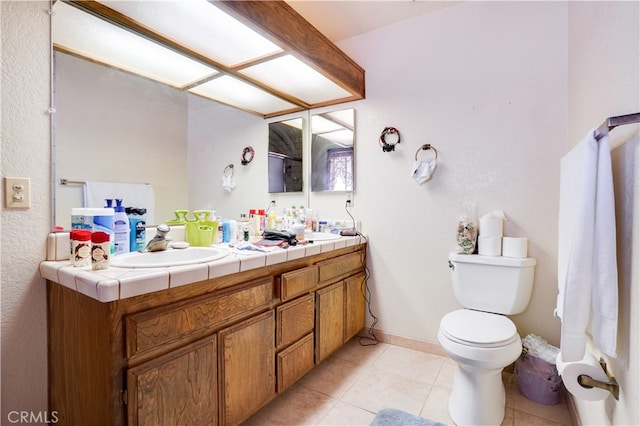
[[40, 230, 365, 303]]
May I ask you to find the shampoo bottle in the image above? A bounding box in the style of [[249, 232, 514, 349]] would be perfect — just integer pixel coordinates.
[[113, 199, 130, 254]]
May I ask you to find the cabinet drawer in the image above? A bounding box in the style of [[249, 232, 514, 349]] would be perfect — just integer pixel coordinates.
[[277, 333, 314, 393], [126, 277, 273, 359], [276, 293, 314, 348], [317, 251, 363, 285], [277, 265, 318, 302]]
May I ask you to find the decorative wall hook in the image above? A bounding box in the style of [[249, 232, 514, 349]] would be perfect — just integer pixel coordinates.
[[241, 146, 255, 165], [379, 127, 401, 152]]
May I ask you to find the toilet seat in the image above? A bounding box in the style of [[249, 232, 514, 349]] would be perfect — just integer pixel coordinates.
[[440, 309, 517, 348]]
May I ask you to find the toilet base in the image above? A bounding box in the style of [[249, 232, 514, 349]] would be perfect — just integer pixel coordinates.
[[449, 363, 506, 426]]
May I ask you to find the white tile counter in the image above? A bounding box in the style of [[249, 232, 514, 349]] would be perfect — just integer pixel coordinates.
[[40, 230, 365, 303]]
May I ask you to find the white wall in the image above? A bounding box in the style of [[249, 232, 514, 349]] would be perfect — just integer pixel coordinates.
[[55, 53, 189, 228], [1, 1, 51, 419], [338, 1, 567, 346], [567, 2, 639, 425]]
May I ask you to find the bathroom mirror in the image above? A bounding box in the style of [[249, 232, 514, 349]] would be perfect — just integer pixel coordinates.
[[268, 118, 304, 193], [311, 108, 355, 192]]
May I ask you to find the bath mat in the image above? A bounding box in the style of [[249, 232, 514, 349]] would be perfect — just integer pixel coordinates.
[[370, 408, 447, 426]]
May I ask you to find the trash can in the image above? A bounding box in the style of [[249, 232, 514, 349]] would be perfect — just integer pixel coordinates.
[[514, 351, 563, 405]]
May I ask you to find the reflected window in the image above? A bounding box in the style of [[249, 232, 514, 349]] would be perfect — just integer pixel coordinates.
[[325, 148, 353, 191], [311, 108, 354, 192]]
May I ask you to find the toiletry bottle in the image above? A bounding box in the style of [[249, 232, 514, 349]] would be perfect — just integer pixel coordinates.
[[91, 231, 111, 270], [113, 199, 130, 254], [70, 230, 92, 267], [126, 207, 147, 252], [258, 209, 266, 235]]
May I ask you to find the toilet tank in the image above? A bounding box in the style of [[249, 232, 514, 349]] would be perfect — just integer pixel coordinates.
[[448, 253, 536, 315]]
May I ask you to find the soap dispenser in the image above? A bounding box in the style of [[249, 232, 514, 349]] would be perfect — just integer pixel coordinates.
[[113, 199, 130, 255]]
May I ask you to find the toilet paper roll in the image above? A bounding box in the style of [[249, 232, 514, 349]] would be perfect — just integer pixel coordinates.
[[556, 353, 610, 401], [502, 237, 528, 258], [478, 236, 502, 256], [479, 217, 504, 237]]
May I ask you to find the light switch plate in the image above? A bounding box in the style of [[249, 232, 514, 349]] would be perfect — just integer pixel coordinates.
[[5, 177, 31, 209]]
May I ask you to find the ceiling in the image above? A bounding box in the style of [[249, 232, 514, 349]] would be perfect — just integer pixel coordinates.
[[286, 1, 461, 42]]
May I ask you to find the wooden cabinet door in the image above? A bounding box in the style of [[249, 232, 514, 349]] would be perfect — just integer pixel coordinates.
[[315, 281, 344, 363], [127, 335, 217, 426], [344, 272, 366, 341], [219, 310, 276, 426]]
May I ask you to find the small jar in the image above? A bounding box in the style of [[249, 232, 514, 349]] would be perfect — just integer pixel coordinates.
[[91, 231, 111, 270], [70, 230, 91, 267]]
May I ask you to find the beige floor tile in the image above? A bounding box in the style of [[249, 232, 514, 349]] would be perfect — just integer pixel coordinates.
[[513, 409, 571, 426], [341, 368, 432, 415], [297, 355, 366, 399], [372, 345, 446, 385], [511, 388, 572, 425], [420, 386, 455, 426], [244, 383, 337, 426], [331, 338, 390, 367], [434, 360, 456, 390], [317, 401, 376, 426]]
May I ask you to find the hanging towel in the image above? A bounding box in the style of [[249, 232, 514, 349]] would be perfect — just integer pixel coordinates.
[[411, 158, 437, 184], [84, 181, 155, 225], [556, 129, 618, 362]]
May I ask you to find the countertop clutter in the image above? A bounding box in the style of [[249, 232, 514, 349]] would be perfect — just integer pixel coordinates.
[[40, 228, 365, 302]]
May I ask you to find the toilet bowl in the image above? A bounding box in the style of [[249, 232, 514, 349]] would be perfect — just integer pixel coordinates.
[[438, 309, 523, 426], [441, 253, 536, 425]]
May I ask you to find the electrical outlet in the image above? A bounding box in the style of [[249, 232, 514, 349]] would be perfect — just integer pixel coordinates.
[[5, 177, 31, 209], [346, 192, 354, 208], [270, 195, 277, 208]]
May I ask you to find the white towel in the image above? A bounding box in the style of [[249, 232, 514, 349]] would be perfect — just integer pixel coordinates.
[[556, 129, 618, 362], [84, 181, 155, 225]]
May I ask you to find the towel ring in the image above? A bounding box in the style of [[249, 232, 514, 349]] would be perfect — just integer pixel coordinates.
[[224, 164, 234, 177], [379, 127, 401, 152], [415, 144, 438, 161], [241, 146, 255, 165]]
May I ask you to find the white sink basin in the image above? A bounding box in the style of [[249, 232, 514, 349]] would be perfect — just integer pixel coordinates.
[[304, 232, 342, 241], [111, 247, 228, 268]]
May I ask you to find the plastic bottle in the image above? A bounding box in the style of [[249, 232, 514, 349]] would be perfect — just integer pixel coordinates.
[[91, 231, 111, 270], [126, 207, 147, 252], [258, 209, 266, 235], [113, 199, 130, 255], [70, 230, 92, 267]]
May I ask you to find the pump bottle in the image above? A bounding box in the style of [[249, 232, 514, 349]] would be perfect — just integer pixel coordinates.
[[113, 199, 130, 254]]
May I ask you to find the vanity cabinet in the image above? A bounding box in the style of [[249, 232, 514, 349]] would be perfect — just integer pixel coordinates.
[[127, 336, 218, 426], [219, 311, 276, 425], [47, 243, 365, 425]]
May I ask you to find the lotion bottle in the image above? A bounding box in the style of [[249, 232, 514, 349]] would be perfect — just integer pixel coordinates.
[[113, 199, 130, 254]]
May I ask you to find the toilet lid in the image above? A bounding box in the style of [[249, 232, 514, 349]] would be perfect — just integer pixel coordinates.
[[440, 310, 518, 347]]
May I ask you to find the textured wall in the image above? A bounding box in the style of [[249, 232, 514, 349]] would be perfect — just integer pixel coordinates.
[[1, 1, 51, 418]]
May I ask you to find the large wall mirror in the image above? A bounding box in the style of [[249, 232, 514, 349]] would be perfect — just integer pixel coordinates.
[[268, 118, 304, 193], [51, 2, 358, 229], [311, 109, 355, 192]]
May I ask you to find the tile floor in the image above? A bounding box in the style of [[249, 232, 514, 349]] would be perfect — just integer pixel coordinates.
[[244, 338, 574, 426]]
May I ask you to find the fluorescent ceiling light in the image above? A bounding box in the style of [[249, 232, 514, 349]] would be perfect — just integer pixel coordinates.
[[241, 55, 352, 105], [101, 0, 283, 67], [188, 75, 297, 116], [53, 2, 218, 87]]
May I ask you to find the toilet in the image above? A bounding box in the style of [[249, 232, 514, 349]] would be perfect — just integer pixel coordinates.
[[438, 252, 536, 425]]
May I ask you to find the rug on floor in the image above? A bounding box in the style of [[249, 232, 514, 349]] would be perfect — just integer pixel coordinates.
[[370, 408, 447, 426]]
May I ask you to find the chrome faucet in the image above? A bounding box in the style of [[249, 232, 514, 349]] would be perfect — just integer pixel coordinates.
[[139, 224, 171, 253]]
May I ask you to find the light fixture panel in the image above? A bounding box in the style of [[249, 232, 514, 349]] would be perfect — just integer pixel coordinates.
[[240, 55, 352, 105], [53, 2, 218, 87], [188, 75, 297, 116], [101, 0, 283, 67]]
